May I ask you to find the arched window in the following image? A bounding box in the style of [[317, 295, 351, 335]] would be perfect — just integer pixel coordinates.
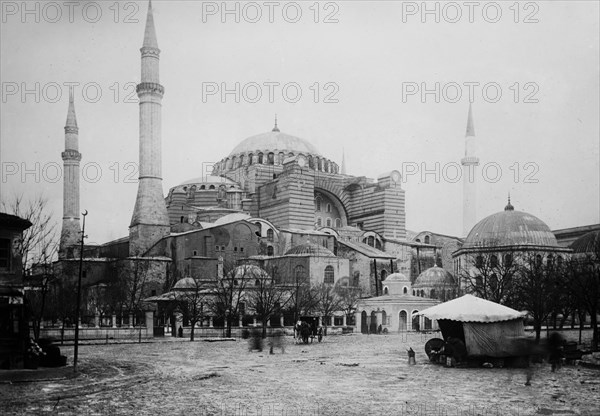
[[368, 236, 375, 247], [315, 198, 322, 211], [180, 216, 184, 223], [412, 289, 415, 296], [267, 246, 274, 256], [294, 265, 306, 283], [267, 228, 274, 242], [384, 287, 389, 295], [430, 289, 436, 298], [316, 217, 322, 227], [326, 203, 331, 213], [335, 218, 341, 228], [255, 222, 262, 235], [200, 185, 206, 190], [504, 253, 513, 267], [375, 240, 382, 250], [403, 286, 408, 294], [491, 255, 499, 268], [475, 255, 483, 269], [267, 152, 275, 165], [248, 153, 254, 165], [324, 266, 334, 284], [258, 153, 264, 164], [326, 218, 332, 227], [353, 271, 360, 287], [209, 185, 215, 190], [255, 279, 261, 286], [424, 235, 430, 244]]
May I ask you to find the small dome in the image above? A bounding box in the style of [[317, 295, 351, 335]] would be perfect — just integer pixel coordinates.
[[413, 266, 455, 288], [383, 272, 410, 282], [464, 205, 558, 249], [214, 213, 251, 225], [174, 277, 198, 290], [285, 242, 335, 257], [229, 130, 322, 157], [571, 230, 600, 254]]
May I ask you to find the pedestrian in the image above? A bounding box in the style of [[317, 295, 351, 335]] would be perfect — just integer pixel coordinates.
[[548, 332, 564, 372], [269, 330, 285, 354], [317, 327, 323, 343], [178, 326, 183, 338], [249, 327, 263, 352]]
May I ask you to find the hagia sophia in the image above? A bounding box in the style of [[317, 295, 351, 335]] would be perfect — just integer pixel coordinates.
[[48, 1, 598, 335]]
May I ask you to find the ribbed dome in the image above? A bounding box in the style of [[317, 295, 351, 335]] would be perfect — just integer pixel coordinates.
[[229, 131, 321, 157], [174, 277, 198, 290], [413, 266, 455, 288], [384, 272, 410, 282], [464, 208, 558, 249], [285, 242, 335, 257], [571, 230, 600, 254]]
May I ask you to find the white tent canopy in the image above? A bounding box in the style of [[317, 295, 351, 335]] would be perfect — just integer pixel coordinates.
[[415, 294, 525, 323]]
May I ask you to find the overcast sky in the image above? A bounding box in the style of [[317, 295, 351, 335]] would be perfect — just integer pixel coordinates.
[[1, 0, 599, 245]]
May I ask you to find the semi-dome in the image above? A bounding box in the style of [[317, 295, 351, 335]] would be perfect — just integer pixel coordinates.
[[463, 203, 558, 249], [383, 272, 410, 282], [413, 266, 455, 288], [229, 130, 322, 157], [285, 241, 335, 257]]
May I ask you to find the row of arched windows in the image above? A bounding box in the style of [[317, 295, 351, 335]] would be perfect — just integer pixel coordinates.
[[316, 217, 342, 228], [216, 152, 339, 174]]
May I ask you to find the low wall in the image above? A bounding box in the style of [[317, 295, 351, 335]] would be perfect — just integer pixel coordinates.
[[39, 326, 153, 342]]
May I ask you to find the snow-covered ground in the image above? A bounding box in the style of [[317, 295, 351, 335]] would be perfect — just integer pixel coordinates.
[[2, 332, 599, 415]]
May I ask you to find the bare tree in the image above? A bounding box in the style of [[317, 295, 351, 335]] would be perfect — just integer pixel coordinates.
[[246, 273, 290, 337], [1, 194, 58, 275], [513, 252, 563, 343], [208, 262, 249, 337], [314, 282, 343, 336], [116, 256, 152, 323], [460, 249, 520, 304], [335, 282, 363, 325], [176, 278, 209, 341]]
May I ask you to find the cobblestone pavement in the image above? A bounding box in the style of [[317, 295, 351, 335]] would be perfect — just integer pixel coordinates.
[[1, 332, 599, 415]]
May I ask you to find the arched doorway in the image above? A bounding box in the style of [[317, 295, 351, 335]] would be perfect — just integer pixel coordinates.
[[370, 311, 377, 334], [412, 310, 420, 332], [399, 310, 408, 332], [361, 311, 368, 334], [381, 310, 387, 329]]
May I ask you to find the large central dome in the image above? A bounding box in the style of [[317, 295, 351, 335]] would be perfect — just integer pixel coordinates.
[[229, 130, 322, 157]]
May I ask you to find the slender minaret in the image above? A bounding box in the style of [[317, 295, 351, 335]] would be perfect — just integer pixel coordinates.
[[461, 103, 479, 236], [129, 0, 170, 255], [341, 148, 347, 175], [59, 87, 82, 259]]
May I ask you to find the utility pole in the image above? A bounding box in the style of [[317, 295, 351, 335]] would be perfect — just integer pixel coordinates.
[[73, 210, 87, 372]]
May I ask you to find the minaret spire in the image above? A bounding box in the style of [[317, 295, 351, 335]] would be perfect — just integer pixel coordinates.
[[59, 88, 82, 259], [272, 114, 280, 132], [461, 103, 479, 237], [341, 148, 347, 175], [129, 0, 170, 255]]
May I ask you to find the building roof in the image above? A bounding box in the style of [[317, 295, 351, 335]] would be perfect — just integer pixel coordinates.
[[284, 242, 335, 257], [174, 277, 199, 290], [384, 272, 410, 282], [0, 213, 32, 230], [413, 266, 455, 288], [570, 230, 600, 254], [462, 203, 559, 250], [178, 175, 237, 186], [417, 294, 525, 323], [338, 240, 395, 259], [228, 130, 322, 157]]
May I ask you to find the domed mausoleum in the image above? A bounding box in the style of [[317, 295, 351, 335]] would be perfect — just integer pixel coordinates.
[[412, 265, 457, 301]]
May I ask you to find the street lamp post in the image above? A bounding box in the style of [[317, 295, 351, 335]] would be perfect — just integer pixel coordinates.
[[73, 210, 87, 372]]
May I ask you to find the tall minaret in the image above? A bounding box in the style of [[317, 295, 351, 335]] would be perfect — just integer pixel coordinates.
[[341, 148, 347, 175], [59, 87, 82, 259], [129, 0, 170, 255], [461, 103, 479, 236]]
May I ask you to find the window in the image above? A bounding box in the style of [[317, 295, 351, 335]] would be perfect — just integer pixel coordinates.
[[258, 153, 264, 164], [384, 287, 389, 295], [180, 216, 184, 223], [0, 238, 10, 269], [324, 265, 335, 284], [335, 218, 341, 228], [326, 203, 331, 213], [430, 289, 436, 298], [239, 302, 246, 315], [424, 235, 430, 244], [234, 247, 237, 252], [240, 247, 244, 252], [221, 246, 225, 251], [315, 198, 322, 211], [504, 253, 513, 267], [267, 229, 274, 242], [353, 271, 360, 287], [200, 185, 205, 190], [326, 218, 332, 227], [215, 245, 220, 251], [151, 290, 157, 296], [193, 250, 198, 256], [490, 255, 498, 268], [267, 246, 274, 256], [209, 185, 215, 190], [255, 279, 260, 286], [368, 236, 375, 247], [294, 265, 306, 282], [403, 287, 408, 294], [475, 255, 483, 269], [316, 217, 322, 227]]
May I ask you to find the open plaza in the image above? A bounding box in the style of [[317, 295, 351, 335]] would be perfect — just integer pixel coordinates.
[[1, 330, 599, 416]]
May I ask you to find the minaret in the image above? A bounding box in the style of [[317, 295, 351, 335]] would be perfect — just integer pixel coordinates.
[[341, 148, 347, 175], [461, 103, 479, 236], [59, 88, 82, 259], [129, 0, 170, 255]]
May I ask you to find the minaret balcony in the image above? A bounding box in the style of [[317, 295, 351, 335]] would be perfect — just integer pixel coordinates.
[[136, 82, 164, 96], [62, 150, 82, 161], [460, 156, 479, 165]]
